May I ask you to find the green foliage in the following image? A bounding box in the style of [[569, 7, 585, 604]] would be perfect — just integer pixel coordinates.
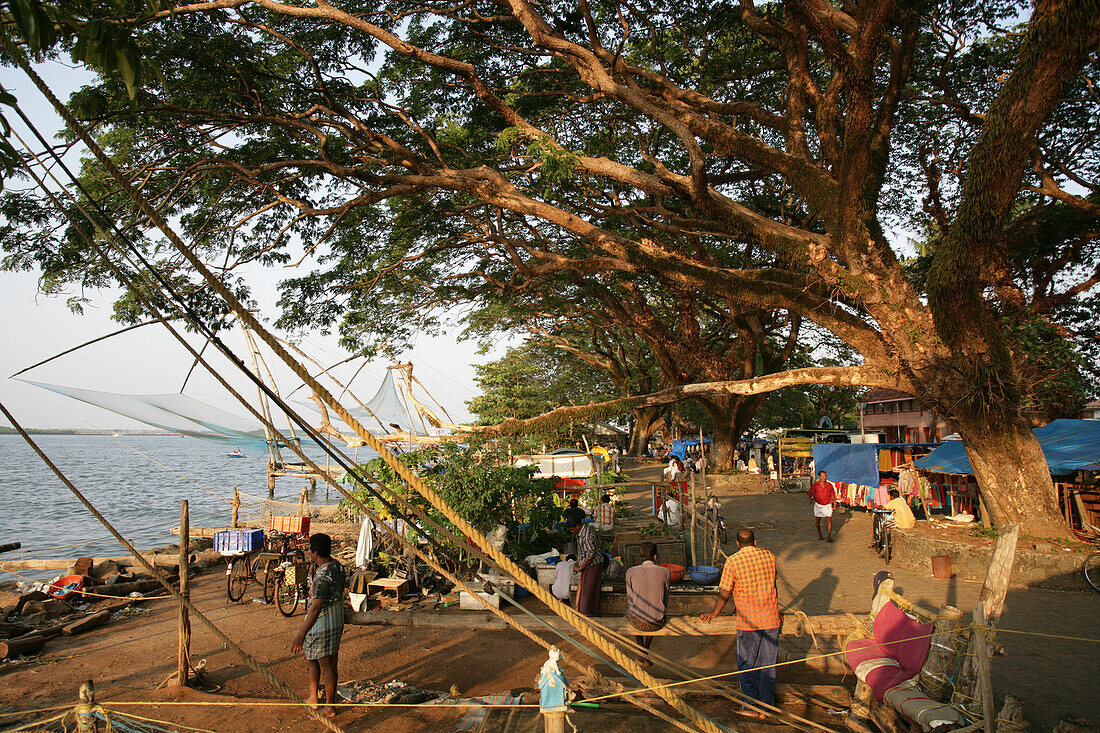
[[467, 342, 619, 445], [338, 443, 561, 561]]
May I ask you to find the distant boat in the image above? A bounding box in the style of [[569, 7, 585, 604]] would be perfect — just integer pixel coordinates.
[[226, 448, 246, 458]]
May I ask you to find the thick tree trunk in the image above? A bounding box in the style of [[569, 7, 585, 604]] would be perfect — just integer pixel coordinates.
[[709, 418, 737, 472], [698, 394, 764, 472], [628, 406, 663, 455], [958, 418, 1069, 539]]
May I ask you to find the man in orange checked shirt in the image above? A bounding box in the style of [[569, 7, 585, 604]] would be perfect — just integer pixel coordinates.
[[700, 529, 781, 720]]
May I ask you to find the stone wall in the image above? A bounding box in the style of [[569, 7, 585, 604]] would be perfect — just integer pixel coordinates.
[[891, 528, 1088, 590]]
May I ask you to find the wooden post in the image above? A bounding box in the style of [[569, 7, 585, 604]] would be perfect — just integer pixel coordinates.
[[75, 680, 95, 733], [231, 487, 240, 528], [689, 473, 698, 567], [542, 710, 566, 733], [972, 605, 996, 733], [953, 524, 1018, 710], [176, 500, 191, 688], [267, 467, 276, 498]]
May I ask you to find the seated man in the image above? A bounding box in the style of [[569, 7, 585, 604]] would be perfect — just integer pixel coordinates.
[[595, 493, 615, 532], [884, 489, 916, 529], [625, 542, 671, 667], [562, 498, 586, 527]]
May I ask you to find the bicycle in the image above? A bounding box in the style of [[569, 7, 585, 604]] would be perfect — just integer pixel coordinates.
[[273, 555, 312, 616], [871, 508, 893, 564], [226, 550, 278, 603], [264, 530, 312, 616], [1085, 552, 1100, 591]]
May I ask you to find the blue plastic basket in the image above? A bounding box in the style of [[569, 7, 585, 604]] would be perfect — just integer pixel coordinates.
[[686, 565, 720, 585], [214, 528, 264, 554]]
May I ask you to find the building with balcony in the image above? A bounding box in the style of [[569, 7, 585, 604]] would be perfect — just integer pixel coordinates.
[[861, 389, 955, 443]]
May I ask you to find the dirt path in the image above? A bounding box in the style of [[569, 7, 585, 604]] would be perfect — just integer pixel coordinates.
[[1, 462, 1097, 731]]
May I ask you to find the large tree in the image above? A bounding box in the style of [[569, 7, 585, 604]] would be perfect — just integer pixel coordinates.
[[2, 0, 1098, 536]]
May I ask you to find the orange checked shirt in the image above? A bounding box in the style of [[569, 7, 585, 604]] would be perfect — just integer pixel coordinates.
[[718, 545, 781, 631]]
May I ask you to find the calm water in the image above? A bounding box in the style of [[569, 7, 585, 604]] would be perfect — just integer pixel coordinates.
[[0, 434, 354, 579]]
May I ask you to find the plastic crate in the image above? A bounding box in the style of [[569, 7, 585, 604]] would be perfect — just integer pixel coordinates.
[[270, 515, 310, 534], [214, 528, 264, 554]]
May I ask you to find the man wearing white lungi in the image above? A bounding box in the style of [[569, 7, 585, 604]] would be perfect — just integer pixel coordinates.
[[808, 471, 837, 542], [292, 533, 346, 719]]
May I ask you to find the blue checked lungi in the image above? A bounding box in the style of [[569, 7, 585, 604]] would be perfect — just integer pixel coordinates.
[[304, 600, 344, 659]]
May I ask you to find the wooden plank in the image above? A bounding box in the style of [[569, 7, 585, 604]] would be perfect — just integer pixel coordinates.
[[62, 610, 111, 636], [345, 609, 856, 637]]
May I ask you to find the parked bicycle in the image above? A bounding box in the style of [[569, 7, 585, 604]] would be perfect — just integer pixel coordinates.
[[871, 508, 893, 564], [763, 476, 806, 494], [226, 550, 277, 603]]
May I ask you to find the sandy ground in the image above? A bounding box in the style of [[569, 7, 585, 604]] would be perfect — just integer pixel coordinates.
[[1, 461, 1097, 732]]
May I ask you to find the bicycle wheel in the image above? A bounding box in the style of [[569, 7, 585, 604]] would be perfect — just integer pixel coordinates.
[[1085, 552, 1100, 592], [782, 478, 805, 493], [718, 524, 728, 545], [276, 570, 300, 616], [884, 530, 892, 565], [261, 559, 277, 603], [227, 557, 248, 602]]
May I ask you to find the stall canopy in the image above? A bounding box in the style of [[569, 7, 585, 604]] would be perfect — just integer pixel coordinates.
[[915, 419, 1100, 476], [812, 443, 880, 488], [667, 438, 711, 461]]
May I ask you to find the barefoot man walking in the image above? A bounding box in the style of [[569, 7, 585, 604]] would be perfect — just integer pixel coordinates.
[[809, 470, 837, 542], [292, 533, 346, 718]]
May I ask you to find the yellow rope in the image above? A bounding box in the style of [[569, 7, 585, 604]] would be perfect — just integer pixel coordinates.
[[995, 627, 1100, 644], [0, 706, 71, 720], [12, 76, 724, 733], [0, 711, 70, 733], [90, 700, 539, 709], [110, 710, 219, 732]]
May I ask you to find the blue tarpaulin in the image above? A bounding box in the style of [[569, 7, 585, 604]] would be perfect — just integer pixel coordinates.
[[812, 443, 881, 488], [915, 419, 1100, 476], [667, 438, 711, 460]]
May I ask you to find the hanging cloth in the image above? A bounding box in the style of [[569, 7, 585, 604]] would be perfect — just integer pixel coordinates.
[[355, 515, 375, 568]]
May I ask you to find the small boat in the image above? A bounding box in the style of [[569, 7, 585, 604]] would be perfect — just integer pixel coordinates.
[[226, 448, 246, 458]]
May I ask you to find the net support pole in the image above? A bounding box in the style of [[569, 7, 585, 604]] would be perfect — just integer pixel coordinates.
[[176, 500, 191, 687]]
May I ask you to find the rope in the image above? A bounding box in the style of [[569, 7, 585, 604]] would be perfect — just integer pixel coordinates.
[[0, 404, 346, 733], [3, 64, 725, 733], [0, 712, 69, 733], [105, 710, 217, 733], [1, 97, 585, 714], [0, 706, 70, 720], [108, 438, 233, 506], [0, 567, 174, 602]]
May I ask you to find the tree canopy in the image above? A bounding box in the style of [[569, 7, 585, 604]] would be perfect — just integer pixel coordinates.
[[1, 0, 1098, 535]]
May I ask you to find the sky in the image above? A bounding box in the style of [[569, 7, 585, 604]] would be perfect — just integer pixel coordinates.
[[0, 61, 493, 430]]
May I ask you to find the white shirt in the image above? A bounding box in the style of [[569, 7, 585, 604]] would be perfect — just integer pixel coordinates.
[[659, 497, 681, 526], [551, 559, 575, 601]]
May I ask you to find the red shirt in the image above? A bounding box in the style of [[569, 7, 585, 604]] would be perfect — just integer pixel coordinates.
[[809, 479, 835, 505]]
